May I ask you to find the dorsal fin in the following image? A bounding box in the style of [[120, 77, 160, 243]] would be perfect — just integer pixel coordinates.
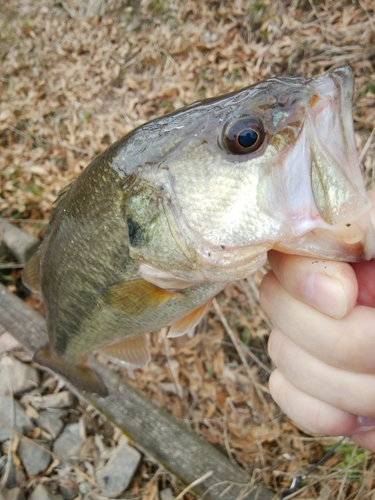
[[52, 181, 74, 209], [100, 335, 150, 368], [22, 251, 41, 294], [167, 299, 213, 338]]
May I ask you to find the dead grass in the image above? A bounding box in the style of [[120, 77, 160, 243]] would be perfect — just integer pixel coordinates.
[[1, 0, 375, 498]]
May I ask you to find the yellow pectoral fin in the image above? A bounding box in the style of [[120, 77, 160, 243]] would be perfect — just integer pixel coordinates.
[[101, 279, 179, 316], [22, 251, 41, 294], [34, 345, 108, 396], [167, 299, 213, 338], [100, 334, 150, 368]]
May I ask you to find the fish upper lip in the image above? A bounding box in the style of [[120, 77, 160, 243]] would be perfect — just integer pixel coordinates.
[[307, 65, 354, 117]]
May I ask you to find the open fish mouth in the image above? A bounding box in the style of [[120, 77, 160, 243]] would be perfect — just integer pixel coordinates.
[[271, 67, 375, 261], [308, 67, 369, 226]]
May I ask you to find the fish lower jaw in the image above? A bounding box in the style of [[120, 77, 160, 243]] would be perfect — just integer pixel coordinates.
[[273, 225, 369, 262], [139, 247, 270, 286]]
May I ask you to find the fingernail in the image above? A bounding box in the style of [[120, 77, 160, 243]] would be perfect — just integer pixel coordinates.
[[358, 416, 375, 427], [304, 273, 347, 319], [352, 416, 375, 434]]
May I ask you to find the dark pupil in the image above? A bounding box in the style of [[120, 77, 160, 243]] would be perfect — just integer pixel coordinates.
[[237, 129, 258, 148]]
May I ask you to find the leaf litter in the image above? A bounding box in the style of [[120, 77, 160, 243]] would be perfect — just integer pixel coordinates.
[[0, 0, 375, 498]]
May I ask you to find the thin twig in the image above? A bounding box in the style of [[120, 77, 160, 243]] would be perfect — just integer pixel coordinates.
[[337, 444, 357, 500], [213, 299, 273, 421], [0, 263, 25, 270], [174, 470, 214, 500], [163, 330, 183, 399]]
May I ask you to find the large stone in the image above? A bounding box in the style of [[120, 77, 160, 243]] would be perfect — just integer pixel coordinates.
[[53, 423, 83, 460], [0, 357, 39, 395], [0, 394, 33, 442], [96, 437, 141, 498], [18, 438, 52, 476]]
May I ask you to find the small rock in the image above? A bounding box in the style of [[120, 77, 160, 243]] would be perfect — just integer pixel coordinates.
[[96, 437, 141, 498], [0, 357, 39, 395], [160, 488, 174, 500], [0, 394, 33, 442], [30, 391, 75, 410], [0, 221, 40, 263], [0, 487, 25, 500], [53, 423, 83, 460], [59, 478, 79, 500], [18, 439, 52, 476], [37, 409, 67, 439], [29, 485, 64, 500]]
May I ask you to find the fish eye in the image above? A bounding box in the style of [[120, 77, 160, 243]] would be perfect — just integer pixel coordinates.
[[222, 116, 265, 154]]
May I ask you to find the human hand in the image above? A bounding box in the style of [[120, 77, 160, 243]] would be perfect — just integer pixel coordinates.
[[259, 190, 375, 452]]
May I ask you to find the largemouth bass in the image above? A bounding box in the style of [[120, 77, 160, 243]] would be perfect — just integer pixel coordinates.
[[23, 66, 375, 396]]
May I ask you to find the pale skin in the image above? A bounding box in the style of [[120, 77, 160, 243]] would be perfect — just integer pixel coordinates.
[[260, 189, 375, 452]]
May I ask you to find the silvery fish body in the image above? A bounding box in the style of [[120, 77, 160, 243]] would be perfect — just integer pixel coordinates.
[[23, 66, 375, 395]]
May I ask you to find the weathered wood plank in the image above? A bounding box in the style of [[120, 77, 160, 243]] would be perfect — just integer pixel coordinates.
[[0, 284, 275, 500], [0, 220, 40, 263]]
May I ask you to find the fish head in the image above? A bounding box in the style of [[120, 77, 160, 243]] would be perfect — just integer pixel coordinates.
[[113, 66, 375, 283]]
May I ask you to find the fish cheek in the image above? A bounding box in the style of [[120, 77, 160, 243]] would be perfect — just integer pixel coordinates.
[[124, 179, 199, 279]]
